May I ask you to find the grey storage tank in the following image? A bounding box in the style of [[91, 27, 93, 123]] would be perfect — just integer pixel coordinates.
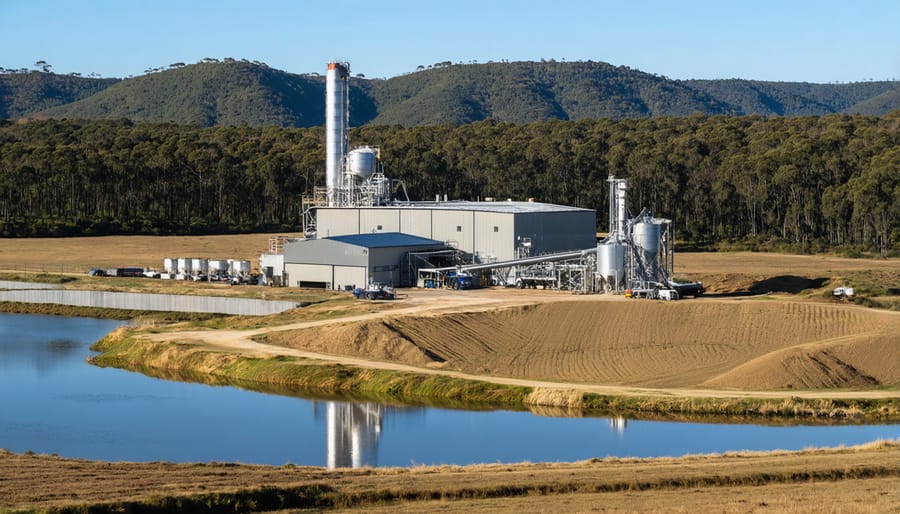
[[347, 147, 378, 179], [597, 243, 626, 290], [632, 221, 661, 281]]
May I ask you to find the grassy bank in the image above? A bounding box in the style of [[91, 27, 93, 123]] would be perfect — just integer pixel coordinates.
[[91, 331, 900, 421], [91, 331, 530, 410]]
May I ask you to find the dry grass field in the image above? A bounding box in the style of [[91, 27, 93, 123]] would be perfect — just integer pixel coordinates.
[[3, 442, 899, 513], [0, 234, 289, 271]]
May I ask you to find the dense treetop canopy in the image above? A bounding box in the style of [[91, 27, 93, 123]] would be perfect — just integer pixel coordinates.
[[1, 114, 897, 254]]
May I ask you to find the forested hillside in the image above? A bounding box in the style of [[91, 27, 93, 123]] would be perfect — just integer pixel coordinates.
[[2, 61, 897, 127], [368, 61, 733, 124], [1, 114, 897, 253], [683, 79, 900, 116], [0, 71, 118, 118], [36, 62, 376, 127]]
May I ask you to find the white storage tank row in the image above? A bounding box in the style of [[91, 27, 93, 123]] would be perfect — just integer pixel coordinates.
[[162, 258, 251, 276]]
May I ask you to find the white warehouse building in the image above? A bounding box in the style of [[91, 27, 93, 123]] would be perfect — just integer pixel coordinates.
[[315, 201, 596, 262]]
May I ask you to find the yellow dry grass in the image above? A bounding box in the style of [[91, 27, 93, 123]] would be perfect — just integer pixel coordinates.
[[3, 442, 899, 512], [0, 234, 286, 270]]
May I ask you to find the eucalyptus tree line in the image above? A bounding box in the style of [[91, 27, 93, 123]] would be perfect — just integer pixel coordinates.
[[0, 113, 897, 253]]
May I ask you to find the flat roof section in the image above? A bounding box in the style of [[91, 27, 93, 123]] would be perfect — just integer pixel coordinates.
[[326, 232, 444, 248], [319, 201, 594, 214]]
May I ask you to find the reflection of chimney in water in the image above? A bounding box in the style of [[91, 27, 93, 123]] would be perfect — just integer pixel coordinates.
[[326, 401, 384, 468], [609, 417, 628, 435]]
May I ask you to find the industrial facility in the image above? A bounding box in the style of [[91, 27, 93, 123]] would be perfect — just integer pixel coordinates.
[[263, 61, 701, 298]]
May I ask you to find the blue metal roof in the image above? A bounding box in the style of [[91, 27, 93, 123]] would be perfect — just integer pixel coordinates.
[[326, 232, 444, 249]]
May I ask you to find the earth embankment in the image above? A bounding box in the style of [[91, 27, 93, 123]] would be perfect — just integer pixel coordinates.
[[262, 299, 900, 390]]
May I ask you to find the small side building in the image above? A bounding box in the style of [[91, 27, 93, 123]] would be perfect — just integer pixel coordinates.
[[283, 232, 447, 290]]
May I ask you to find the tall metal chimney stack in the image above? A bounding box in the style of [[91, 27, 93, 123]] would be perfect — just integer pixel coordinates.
[[326, 62, 350, 207]]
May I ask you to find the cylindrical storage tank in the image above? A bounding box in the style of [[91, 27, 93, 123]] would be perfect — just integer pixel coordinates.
[[208, 259, 228, 273], [596, 243, 626, 290], [632, 222, 661, 280], [176, 258, 192, 275], [347, 147, 378, 179], [191, 258, 209, 275], [163, 258, 176, 274]]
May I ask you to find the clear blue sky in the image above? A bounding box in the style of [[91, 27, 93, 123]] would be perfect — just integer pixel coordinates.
[[2, 0, 898, 83]]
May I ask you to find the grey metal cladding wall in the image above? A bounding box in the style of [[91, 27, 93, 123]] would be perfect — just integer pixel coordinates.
[[316, 209, 360, 237], [515, 210, 597, 254], [399, 209, 433, 239], [0, 280, 59, 290], [369, 244, 442, 269], [359, 208, 401, 233], [432, 210, 476, 253], [0, 290, 299, 316], [474, 211, 515, 261], [284, 239, 369, 267]]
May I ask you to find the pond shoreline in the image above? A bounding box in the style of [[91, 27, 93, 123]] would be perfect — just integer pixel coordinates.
[[91, 331, 900, 421]]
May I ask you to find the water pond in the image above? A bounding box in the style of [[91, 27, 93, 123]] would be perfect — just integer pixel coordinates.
[[1, 313, 897, 468]]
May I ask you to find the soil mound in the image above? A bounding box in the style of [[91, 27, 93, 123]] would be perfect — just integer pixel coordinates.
[[704, 333, 900, 389], [263, 320, 436, 367], [270, 299, 900, 390]]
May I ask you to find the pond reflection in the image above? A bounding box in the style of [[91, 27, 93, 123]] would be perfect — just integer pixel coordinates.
[[320, 401, 385, 468]]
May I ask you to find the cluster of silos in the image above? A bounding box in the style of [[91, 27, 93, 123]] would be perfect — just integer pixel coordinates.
[[595, 176, 671, 292], [160, 257, 251, 281]]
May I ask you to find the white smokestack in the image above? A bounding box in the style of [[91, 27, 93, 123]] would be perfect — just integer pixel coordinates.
[[326, 62, 350, 207]]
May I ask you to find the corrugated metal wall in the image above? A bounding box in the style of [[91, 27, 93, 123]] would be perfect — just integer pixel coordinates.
[[399, 209, 433, 238], [0, 280, 59, 290], [474, 212, 515, 261], [515, 211, 596, 255], [359, 209, 401, 233], [0, 290, 299, 316], [432, 210, 476, 254]]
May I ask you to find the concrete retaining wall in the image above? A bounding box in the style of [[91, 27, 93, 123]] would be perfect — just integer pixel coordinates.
[[0, 290, 299, 316], [0, 281, 59, 290]]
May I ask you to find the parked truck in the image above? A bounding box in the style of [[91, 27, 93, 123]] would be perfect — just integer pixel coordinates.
[[353, 283, 395, 300]]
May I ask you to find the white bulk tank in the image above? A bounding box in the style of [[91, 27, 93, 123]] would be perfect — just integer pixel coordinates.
[[346, 147, 378, 179], [632, 221, 661, 281], [596, 243, 626, 290]]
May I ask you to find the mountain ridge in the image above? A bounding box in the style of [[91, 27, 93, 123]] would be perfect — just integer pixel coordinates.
[[2, 60, 897, 126]]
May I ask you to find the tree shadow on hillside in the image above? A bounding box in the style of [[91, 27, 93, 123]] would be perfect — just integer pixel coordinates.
[[704, 276, 829, 298]]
